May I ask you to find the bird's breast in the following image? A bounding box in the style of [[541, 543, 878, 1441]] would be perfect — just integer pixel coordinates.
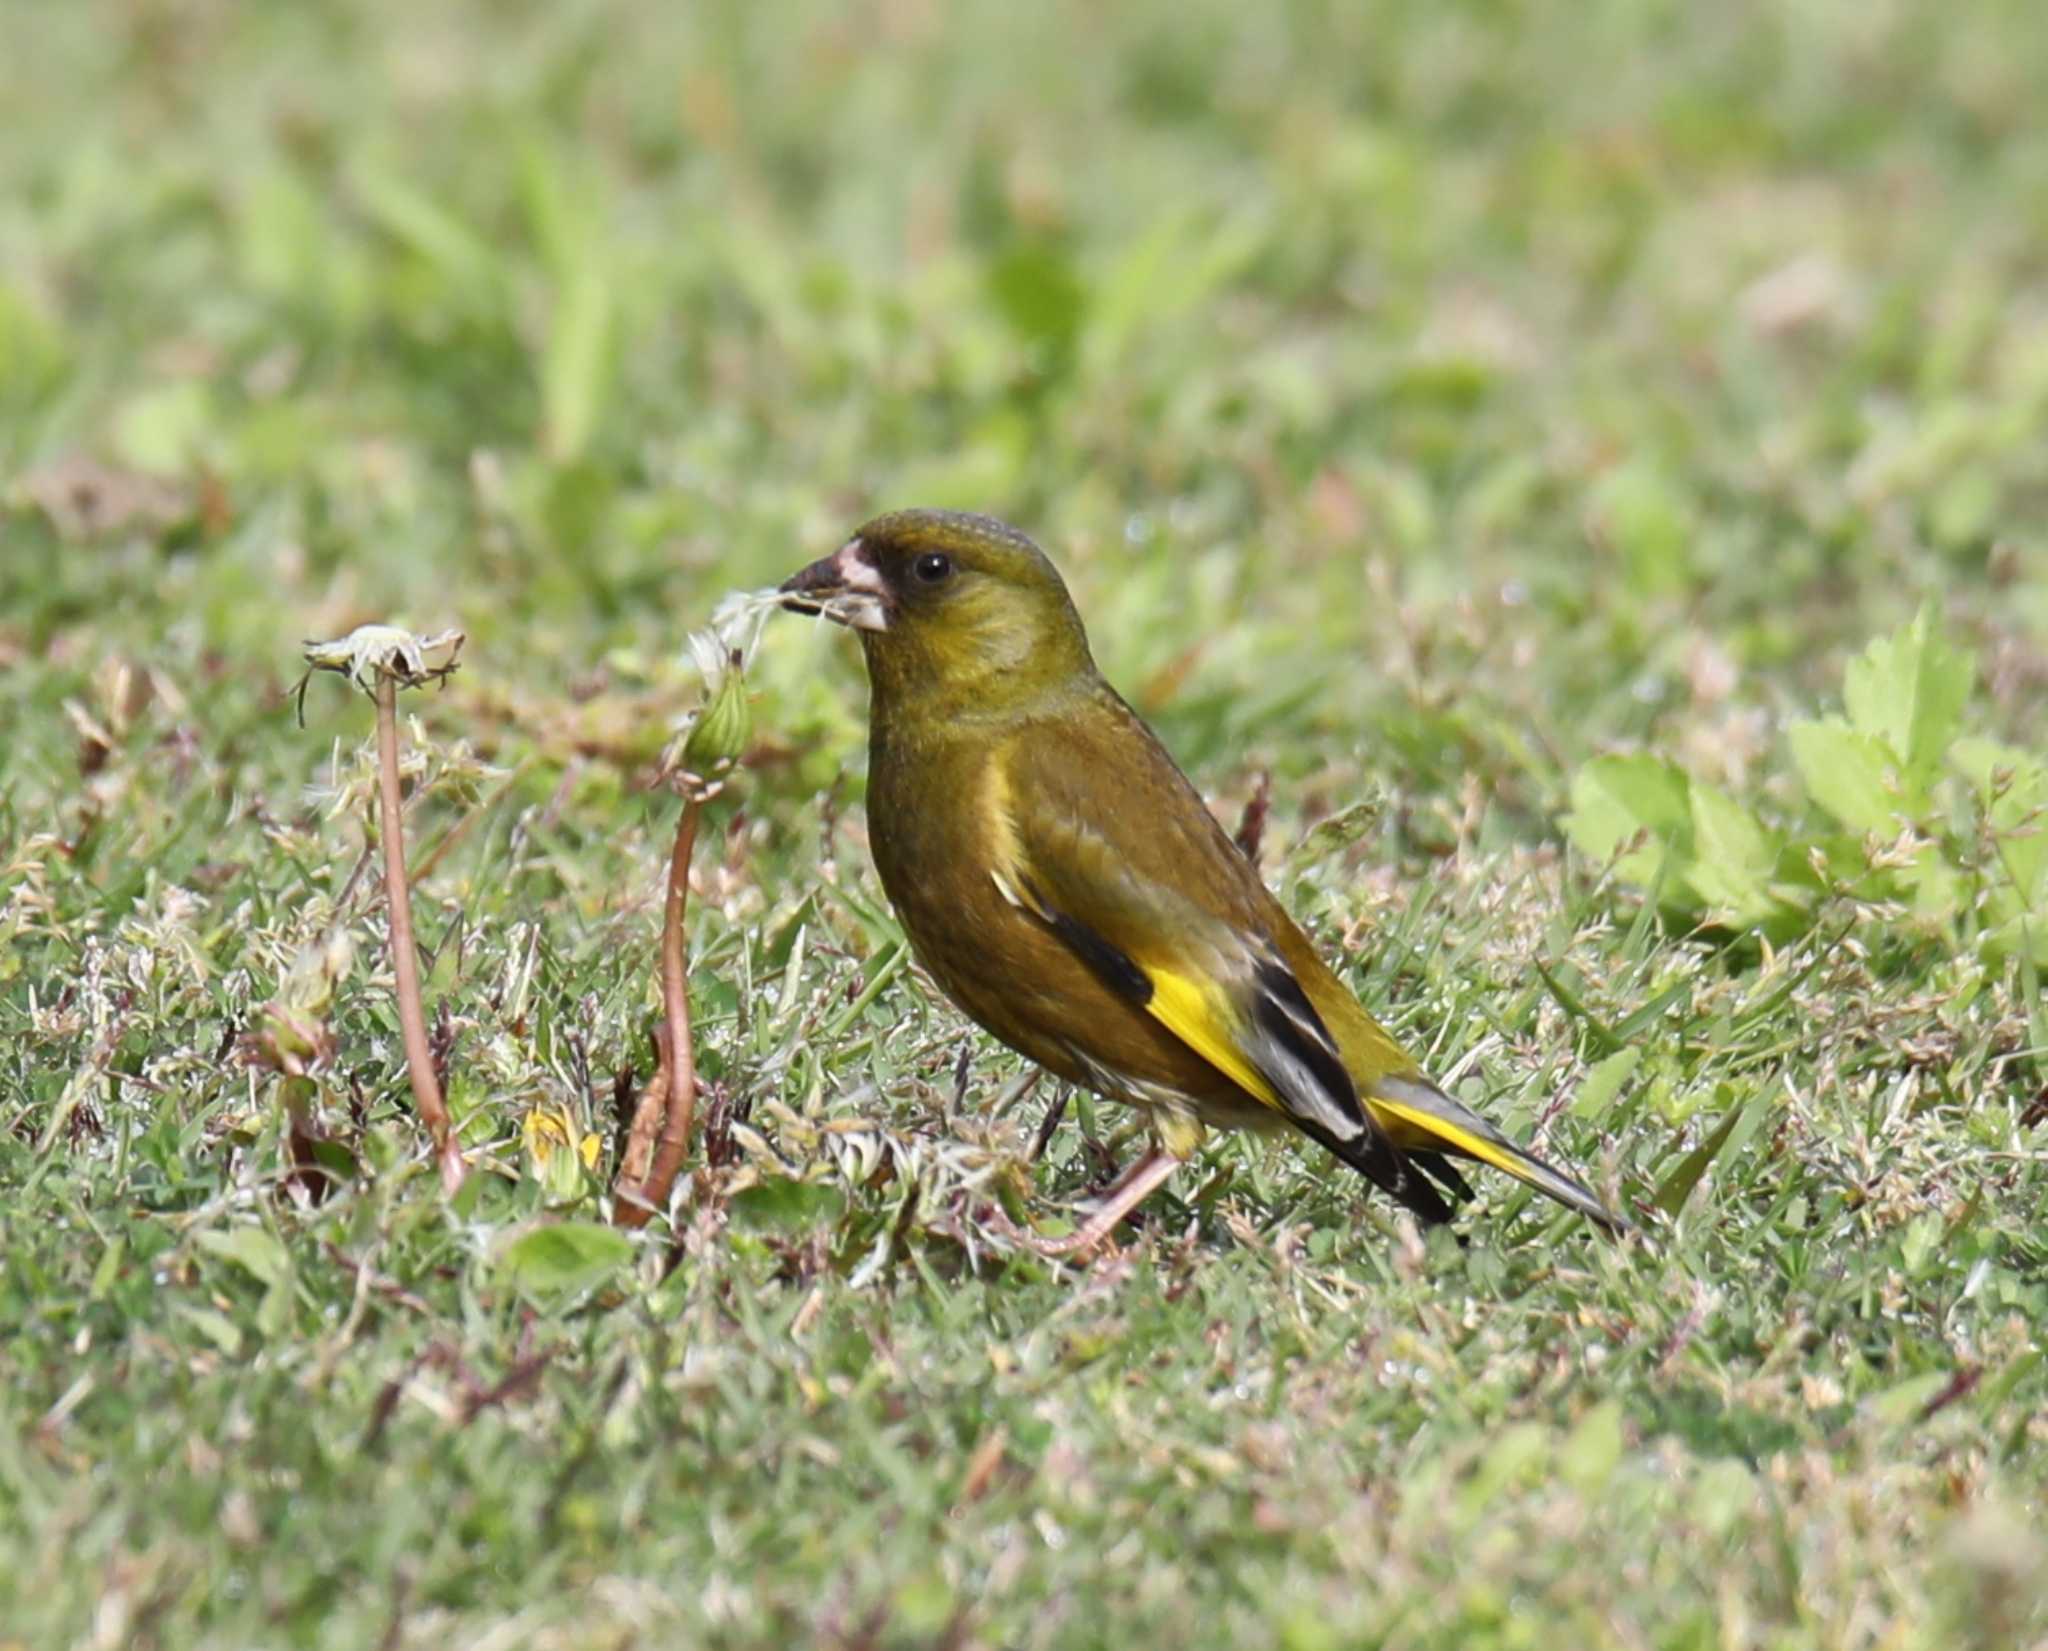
[[862, 727, 1256, 1118]]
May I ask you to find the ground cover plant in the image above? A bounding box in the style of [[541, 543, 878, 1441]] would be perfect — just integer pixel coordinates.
[[2, 1, 2046, 1646]]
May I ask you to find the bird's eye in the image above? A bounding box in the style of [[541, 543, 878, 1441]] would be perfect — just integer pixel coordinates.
[[912, 552, 954, 585]]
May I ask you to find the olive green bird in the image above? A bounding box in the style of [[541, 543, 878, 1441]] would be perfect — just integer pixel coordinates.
[[781, 510, 1620, 1253]]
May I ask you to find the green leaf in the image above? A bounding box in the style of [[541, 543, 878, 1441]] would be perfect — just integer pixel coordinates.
[[1460, 1421, 1550, 1514], [1591, 459, 1694, 596], [1899, 1212, 1942, 1276], [113, 381, 216, 475], [89, 1236, 126, 1301], [728, 1178, 848, 1233], [1559, 1400, 1626, 1494], [1901, 843, 1963, 929], [516, 133, 603, 277], [1685, 783, 1778, 925], [986, 241, 1087, 353], [1862, 1370, 1953, 1426], [1563, 755, 1693, 890], [176, 1304, 245, 1358], [1953, 736, 2048, 901], [500, 1221, 634, 1296], [542, 258, 615, 463], [1842, 607, 1973, 797], [195, 1226, 291, 1290], [1083, 207, 1262, 369], [1611, 977, 1698, 1045], [350, 163, 504, 315], [1975, 892, 2048, 965], [1789, 717, 1899, 834], [1571, 1047, 1643, 1120], [1690, 1460, 1757, 1537], [1652, 1090, 1755, 1217]]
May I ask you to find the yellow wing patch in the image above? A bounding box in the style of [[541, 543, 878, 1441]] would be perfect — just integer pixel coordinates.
[[984, 754, 1032, 910], [1141, 964, 1284, 1113]]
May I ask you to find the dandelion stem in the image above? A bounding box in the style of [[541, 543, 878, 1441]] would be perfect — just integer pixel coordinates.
[[614, 793, 701, 1228], [650, 797, 703, 1196], [375, 671, 465, 1195]]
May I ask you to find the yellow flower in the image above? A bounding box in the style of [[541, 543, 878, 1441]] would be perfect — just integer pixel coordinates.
[[522, 1103, 601, 1200]]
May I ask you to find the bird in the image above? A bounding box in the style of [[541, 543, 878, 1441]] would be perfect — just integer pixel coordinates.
[[780, 509, 1622, 1254]]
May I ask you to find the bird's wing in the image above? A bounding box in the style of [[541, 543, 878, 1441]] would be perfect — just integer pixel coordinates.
[[988, 708, 1383, 1155]]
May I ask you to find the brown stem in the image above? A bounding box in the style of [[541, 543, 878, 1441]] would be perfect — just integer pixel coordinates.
[[613, 793, 701, 1228], [614, 1058, 665, 1201], [375, 672, 465, 1195], [651, 797, 703, 1180]]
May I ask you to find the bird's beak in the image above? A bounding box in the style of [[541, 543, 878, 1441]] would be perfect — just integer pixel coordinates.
[[778, 538, 891, 633]]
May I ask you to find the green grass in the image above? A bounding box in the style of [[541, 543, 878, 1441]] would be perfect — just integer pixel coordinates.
[[4, 1, 2048, 1646]]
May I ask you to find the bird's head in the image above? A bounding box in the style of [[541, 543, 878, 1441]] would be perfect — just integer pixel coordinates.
[[780, 510, 1095, 714]]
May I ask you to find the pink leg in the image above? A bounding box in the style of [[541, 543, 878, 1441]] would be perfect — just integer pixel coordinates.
[[1029, 1150, 1181, 1259]]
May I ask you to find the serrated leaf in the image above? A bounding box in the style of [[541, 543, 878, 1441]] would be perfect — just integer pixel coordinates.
[[500, 1221, 634, 1295], [1842, 607, 1973, 797], [1563, 755, 1693, 890], [1789, 717, 1898, 834]]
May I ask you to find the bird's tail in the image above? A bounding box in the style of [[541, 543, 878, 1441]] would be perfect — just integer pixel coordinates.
[[1365, 1074, 1624, 1232], [1290, 1113, 1458, 1227]]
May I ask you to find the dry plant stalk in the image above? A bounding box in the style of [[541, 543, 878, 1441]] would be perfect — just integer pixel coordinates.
[[611, 792, 703, 1229], [299, 625, 468, 1195], [372, 671, 466, 1194], [612, 605, 763, 1229]]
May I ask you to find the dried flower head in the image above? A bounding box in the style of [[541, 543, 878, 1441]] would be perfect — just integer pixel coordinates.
[[296, 625, 466, 724], [672, 588, 780, 784]]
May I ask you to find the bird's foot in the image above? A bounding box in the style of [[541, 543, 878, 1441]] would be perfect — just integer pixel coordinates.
[[993, 1149, 1180, 1263]]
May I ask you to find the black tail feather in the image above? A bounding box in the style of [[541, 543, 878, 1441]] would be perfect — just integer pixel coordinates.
[[1409, 1152, 1477, 1207], [1295, 1118, 1455, 1226]]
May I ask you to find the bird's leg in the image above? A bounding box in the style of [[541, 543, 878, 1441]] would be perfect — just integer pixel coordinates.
[[1029, 1149, 1180, 1259], [950, 1039, 975, 1115], [1027, 1085, 1070, 1164]]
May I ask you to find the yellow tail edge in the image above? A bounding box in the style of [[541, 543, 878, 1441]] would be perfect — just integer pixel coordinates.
[[1367, 1075, 1626, 1233]]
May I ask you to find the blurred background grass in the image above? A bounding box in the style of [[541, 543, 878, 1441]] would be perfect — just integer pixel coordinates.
[[9, 0, 2046, 734], [3, 3, 2047, 1648]]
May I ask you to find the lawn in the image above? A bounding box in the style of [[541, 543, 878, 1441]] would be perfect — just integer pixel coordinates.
[[3, 2, 2046, 1646]]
